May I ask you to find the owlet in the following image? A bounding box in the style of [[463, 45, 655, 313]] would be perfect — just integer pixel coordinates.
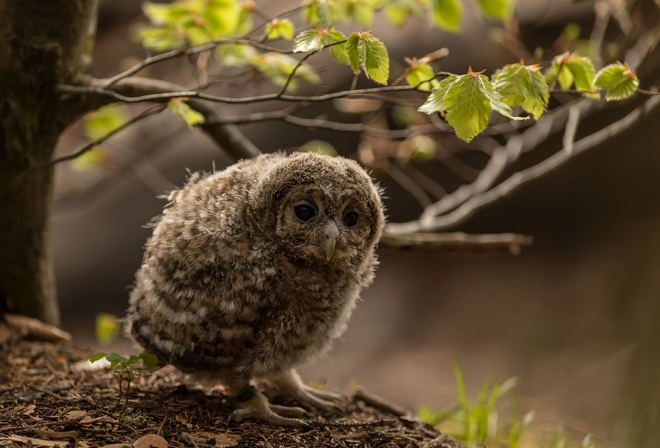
[[125, 152, 385, 425]]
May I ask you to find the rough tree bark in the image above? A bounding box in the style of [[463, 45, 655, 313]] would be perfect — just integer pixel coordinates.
[[0, 0, 98, 325]]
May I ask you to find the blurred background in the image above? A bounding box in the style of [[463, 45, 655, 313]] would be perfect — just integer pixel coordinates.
[[52, 0, 660, 446]]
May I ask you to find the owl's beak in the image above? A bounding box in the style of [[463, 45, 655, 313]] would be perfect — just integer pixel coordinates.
[[324, 221, 339, 261]]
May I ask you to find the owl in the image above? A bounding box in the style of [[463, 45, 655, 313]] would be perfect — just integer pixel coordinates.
[[125, 152, 385, 426]]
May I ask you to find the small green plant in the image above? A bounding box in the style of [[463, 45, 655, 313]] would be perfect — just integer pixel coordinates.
[[418, 363, 599, 448], [89, 352, 159, 412]]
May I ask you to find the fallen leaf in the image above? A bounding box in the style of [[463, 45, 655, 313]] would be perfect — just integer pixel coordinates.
[[133, 434, 168, 448], [21, 404, 36, 415], [7, 435, 69, 447], [174, 414, 188, 425], [192, 432, 238, 447], [62, 410, 87, 421]]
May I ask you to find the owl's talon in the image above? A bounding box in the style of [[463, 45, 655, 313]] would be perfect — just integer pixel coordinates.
[[269, 370, 346, 414], [270, 404, 309, 419], [230, 389, 310, 427], [292, 387, 345, 413]]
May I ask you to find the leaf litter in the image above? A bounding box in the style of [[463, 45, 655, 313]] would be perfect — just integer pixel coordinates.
[[0, 339, 461, 448]]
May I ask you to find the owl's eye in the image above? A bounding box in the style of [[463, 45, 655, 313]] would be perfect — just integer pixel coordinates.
[[342, 211, 359, 227], [293, 204, 317, 222]]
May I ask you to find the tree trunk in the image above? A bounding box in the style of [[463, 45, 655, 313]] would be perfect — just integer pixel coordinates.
[[0, 0, 98, 325]]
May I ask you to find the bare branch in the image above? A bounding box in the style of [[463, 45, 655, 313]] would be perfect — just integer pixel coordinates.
[[58, 81, 426, 105], [281, 115, 452, 137], [412, 100, 594, 229], [385, 161, 433, 208], [386, 95, 660, 234], [380, 231, 533, 255], [562, 104, 581, 155], [83, 76, 262, 160], [40, 104, 167, 168]]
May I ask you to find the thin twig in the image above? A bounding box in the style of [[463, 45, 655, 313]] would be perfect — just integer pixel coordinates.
[[589, 0, 611, 68], [415, 99, 594, 226], [379, 231, 534, 255], [39, 104, 167, 168], [58, 81, 426, 105], [386, 161, 433, 208], [562, 104, 581, 155]]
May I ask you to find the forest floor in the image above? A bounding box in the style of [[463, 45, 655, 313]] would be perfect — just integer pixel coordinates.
[[0, 338, 461, 448]]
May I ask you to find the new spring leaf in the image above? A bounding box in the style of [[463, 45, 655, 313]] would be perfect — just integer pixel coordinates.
[[431, 0, 462, 32], [168, 98, 205, 127], [346, 31, 389, 85], [593, 62, 639, 101], [419, 68, 527, 142], [492, 62, 549, 120]]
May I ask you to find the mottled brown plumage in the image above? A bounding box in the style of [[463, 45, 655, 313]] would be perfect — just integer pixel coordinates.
[[125, 152, 385, 425]]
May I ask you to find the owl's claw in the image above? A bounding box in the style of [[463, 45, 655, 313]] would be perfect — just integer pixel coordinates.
[[268, 369, 346, 414], [229, 387, 310, 427], [289, 383, 345, 413]]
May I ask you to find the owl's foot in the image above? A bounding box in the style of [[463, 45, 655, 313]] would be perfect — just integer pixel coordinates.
[[229, 385, 309, 427], [269, 369, 345, 413]]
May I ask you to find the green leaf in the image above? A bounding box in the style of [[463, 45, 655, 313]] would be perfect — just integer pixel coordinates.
[[304, 0, 334, 27], [484, 79, 525, 121], [249, 52, 320, 88], [300, 140, 338, 156], [548, 52, 597, 98], [557, 64, 574, 90], [135, 26, 186, 51], [406, 62, 438, 91], [337, 0, 376, 26], [443, 73, 492, 141], [293, 29, 324, 53], [89, 352, 107, 363], [139, 353, 160, 368], [492, 63, 549, 120], [418, 75, 458, 114], [409, 135, 437, 161], [95, 313, 122, 345], [142, 2, 175, 25], [265, 18, 294, 40], [383, 0, 423, 27], [105, 353, 126, 366], [168, 99, 206, 127], [137, 0, 243, 51], [560, 23, 581, 44], [475, 0, 513, 20], [430, 0, 462, 32], [346, 33, 361, 73], [84, 104, 129, 141], [346, 32, 389, 84], [323, 29, 350, 65], [593, 62, 639, 100], [359, 33, 389, 84], [216, 43, 257, 66], [203, 0, 241, 37], [566, 56, 596, 97]]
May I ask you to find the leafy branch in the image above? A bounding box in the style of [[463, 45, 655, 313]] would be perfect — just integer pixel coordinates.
[[51, 0, 660, 254]]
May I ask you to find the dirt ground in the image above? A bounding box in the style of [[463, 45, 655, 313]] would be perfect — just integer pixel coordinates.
[[0, 338, 461, 448]]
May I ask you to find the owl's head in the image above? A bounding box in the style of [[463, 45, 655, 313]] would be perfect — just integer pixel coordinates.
[[254, 152, 385, 265]]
